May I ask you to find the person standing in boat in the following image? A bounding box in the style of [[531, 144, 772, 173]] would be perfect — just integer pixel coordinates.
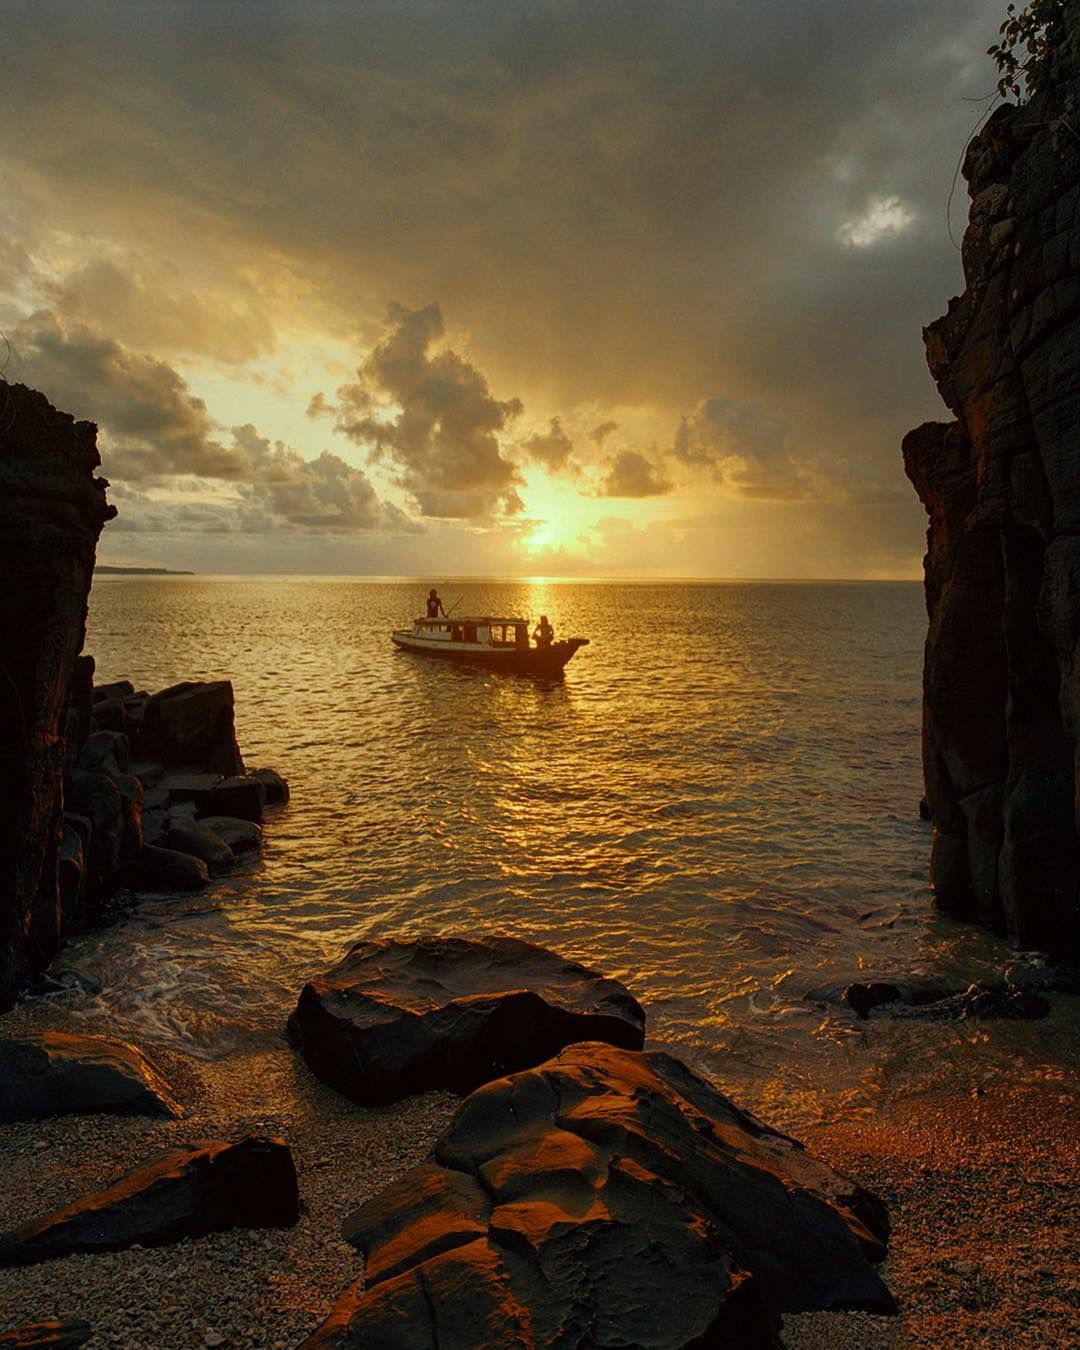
[[426, 588, 446, 618], [533, 614, 554, 648]]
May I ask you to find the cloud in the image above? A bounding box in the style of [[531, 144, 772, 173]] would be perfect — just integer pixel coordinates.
[[671, 396, 805, 499], [10, 313, 414, 535], [323, 301, 524, 519], [12, 309, 248, 483], [589, 420, 618, 446], [598, 449, 671, 498], [838, 195, 917, 248], [520, 416, 575, 472]]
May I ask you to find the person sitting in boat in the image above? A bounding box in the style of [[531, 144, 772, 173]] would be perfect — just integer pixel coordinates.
[[533, 615, 555, 648], [426, 588, 446, 618]]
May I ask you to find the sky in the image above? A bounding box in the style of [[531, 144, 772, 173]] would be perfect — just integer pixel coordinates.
[[0, 0, 1003, 577]]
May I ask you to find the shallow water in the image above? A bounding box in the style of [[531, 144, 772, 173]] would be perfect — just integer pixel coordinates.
[[56, 577, 1078, 1130]]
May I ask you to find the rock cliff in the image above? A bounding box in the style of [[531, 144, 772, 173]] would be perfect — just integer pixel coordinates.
[[0, 384, 114, 1009], [903, 11, 1080, 957]]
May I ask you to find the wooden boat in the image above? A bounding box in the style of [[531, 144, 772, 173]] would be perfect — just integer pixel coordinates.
[[391, 615, 589, 674]]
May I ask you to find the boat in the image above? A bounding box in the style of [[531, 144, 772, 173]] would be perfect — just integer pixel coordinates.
[[391, 615, 589, 674]]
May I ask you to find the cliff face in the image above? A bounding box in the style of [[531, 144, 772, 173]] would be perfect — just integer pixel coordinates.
[[0, 383, 114, 1009], [903, 13, 1080, 957]]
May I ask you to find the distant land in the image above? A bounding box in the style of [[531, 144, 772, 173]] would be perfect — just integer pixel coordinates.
[[95, 564, 195, 575]]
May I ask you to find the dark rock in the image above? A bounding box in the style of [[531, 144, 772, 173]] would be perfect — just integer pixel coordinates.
[[287, 935, 647, 1106], [158, 771, 221, 811], [203, 775, 265, 824], [0, 1320, 93, 1348], [124, 844, 209, 892], [302, 1043, 892, 1348], [136, 680, 244, 777], [93, 680, 134, 704], [129, 759, 164, 787], [51, 969, 103, 996], [76, 729, 129, 775], [91, 697, 128, 734], [903, 13, 1080, 959], [0, 384, 114, 1009], [0, 1136, 298, 1267], [166, 821, 234, 873], [64, 771, 124, 904], [0, 1031, 180, 1123], [252, 767, 290, 806], [199, 815, 262, 854], [879, 982, 1050, 1022], [57, 822, 85, 915]]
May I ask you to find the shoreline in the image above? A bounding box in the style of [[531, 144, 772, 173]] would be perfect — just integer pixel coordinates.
[[2, 995, 1077, 1347]]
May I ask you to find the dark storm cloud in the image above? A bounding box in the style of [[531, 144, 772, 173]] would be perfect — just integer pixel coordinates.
[[321, 302, 524, 519], [671, 396, 807, 499], [598, 449, 671, 499], [589, 421, 618, 447]]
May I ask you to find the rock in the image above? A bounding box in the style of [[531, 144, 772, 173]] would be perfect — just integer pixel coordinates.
[[129, 759, 164, 787], [64, 770, 125, 905], [125, 844, 209, 892], [92, 697, 128, 733], [0, 384, 114, 1009], [203, 775, 265, 824], [302, 1043, 892, 1348], [0, 1136, 298, 1267], [0, 1030, 181, 1123], [0, 1320, 93, 1348], [287, 935, 647, 1106], [879, 982, 1050, 1022], [252, 767, 290, 806], [57, 821, 85, 915], [199, 816, 263, 854], [159, 771, 222, 811], [76, 729, 129, 775], [903, 15, 1080, 959], [93, 680, 135, 705], [136, 681, 244, 777], [166, 821, 234, 873]]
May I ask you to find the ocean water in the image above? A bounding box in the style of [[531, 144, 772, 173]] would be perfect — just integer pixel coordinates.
[[59, 578, 1076, 1130]]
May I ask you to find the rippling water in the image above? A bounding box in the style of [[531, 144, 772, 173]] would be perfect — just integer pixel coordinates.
[[57, 577, 1076, 1129]]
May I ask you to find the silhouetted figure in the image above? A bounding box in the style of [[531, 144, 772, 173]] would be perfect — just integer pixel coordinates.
[[533, 615, 554, 648], [426, 588, 446, 618]]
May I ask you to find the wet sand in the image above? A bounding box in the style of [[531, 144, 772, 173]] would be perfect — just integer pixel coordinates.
[[1, 998, 1077, 1348]]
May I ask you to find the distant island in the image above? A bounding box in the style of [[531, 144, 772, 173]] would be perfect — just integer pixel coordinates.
[[95, 564, 194, 575]]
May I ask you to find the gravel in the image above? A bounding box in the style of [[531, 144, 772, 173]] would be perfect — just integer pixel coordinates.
[[0, 1002, 456, 1347]]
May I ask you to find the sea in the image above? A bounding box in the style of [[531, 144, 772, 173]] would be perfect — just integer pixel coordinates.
[[57, 577, 1078, 1131]]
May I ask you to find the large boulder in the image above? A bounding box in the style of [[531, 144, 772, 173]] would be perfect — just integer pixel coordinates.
[[0, 1136, 298, 1267], [135, 680, 244, 777], [302, 1043, 892, 1349], [903, 12, 1080, 957], [287, 936, 646, 1106], [198, 815, 262, 854], [166, 820, 234, 873], [124, 844, 209, 892], [0, 385, 114, 1009], [0, 1031, 181, 1123]]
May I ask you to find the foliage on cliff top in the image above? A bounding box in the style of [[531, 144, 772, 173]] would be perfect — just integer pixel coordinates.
[[989, 0, 1070, 98]]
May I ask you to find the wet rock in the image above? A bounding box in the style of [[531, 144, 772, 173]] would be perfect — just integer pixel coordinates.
[[93, 680, 134, 705], [252, 767, 290, 806], [0, 1136, 298, 1267], [879, 982, 1050, 1022], [136, 681, 244, 778], [129, 759, 164, 788], [0, 385, 113, 1008], [159, 771, 222, 811], [166, 821, 234, 873], [125, 844, 209, 892], [0, 1031, 180, 1123], [57, 822, 85, 915], [287, 935, 647, 1106], [302, 1043, 892, 1348], [203, 775, 265, 824], [76, 730, 129, 776], [0, 1320, 93, 1348], [199, 816, 262, 854]]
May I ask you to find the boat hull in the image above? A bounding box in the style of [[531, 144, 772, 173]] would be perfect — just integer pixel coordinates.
[[392, 632, 587, 674]]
